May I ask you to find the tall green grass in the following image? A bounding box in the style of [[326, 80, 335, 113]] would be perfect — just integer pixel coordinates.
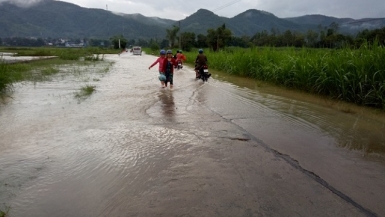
[[185, 44, 385, 109], [0, 62, 13, 93]]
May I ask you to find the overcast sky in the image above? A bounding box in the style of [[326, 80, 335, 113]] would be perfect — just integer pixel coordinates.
[[2, 0, 384, 20]]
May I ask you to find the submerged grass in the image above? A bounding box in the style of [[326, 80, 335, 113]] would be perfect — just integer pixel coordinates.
[[184, 44, 385, 110], [0, 47, 114, 93], [75, 85, 96, 98], [0, 46, 115, 61], [0, 207, 9, 217], [0, 58, 76, 92]]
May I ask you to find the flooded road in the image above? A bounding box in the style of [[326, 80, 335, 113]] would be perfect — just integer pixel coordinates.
[[1, 53, 385, 217]]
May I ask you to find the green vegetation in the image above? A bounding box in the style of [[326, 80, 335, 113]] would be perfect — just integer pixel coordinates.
[[0, 63, 12, 93], [0, 47, 114, 93], [183, 43, 385, 110], [0, 207, 9, 217], [166, 25, 180, 48], [75, 85, 96, 98]]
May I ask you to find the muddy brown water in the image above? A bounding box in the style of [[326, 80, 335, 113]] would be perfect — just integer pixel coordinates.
[[1, 53, 384, 217]]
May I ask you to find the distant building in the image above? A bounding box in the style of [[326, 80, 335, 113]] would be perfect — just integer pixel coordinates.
[[65, 42, 85, 48]]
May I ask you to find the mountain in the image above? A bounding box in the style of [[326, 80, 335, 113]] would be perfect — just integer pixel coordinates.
[[178, 9, 229, 35], [119, 13, 175, 28], [0, 0, 384, 39], [228, 9, 306, 36], [285, 15, 385, 34], [0, 0, 169, 39], [178, 9, 306, 36]]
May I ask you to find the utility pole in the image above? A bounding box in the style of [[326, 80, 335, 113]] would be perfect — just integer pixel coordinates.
[[178, 21, 181, 49], [217, 34, 219, 51]]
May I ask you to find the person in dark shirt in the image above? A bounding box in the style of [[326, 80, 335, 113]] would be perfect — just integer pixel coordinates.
[[195, 49, 207, 78]]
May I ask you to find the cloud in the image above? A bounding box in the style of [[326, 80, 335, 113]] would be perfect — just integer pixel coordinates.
[[0, 0, 45, 7], [39, 0, 385, 20], [254, 0, 385, 19]]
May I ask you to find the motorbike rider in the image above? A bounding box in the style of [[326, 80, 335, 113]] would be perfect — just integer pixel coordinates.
[[176, 50, 187, 68], [173, 50, 179, 59], [161, 50, 178, 89], [195, 49, 209, 78], [149, 49, 167, 87]]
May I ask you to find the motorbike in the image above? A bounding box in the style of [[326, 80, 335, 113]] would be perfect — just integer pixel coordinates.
[[176, 60, 183, 70], [197, 64, 210, 82]]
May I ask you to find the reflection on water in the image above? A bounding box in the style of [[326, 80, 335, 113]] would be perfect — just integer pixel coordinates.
[[158, 90, 175, 117], [212, 70, 385, 156]]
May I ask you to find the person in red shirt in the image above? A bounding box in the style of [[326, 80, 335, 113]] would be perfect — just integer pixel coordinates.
[[161, 50, 178, 89], [176, 50, 187, 69], [149, 49, 167, 87]]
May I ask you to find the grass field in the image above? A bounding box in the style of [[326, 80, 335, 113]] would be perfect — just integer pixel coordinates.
[[180, 44, 385, 110]]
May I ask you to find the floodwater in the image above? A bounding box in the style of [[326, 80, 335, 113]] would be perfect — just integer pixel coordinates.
[[1, 53, 384, 217], [0, 53, 56, 64]]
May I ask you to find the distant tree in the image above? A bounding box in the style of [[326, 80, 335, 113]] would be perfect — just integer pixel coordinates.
[[356, 29, 370, 39], [127, 39, 136, 47], [110, 35, 127, 49], [196, 34, 207, 48], [89, 39, 110, 47], [251, 30, 269, 46], [329, 22, 339, 35], [207, 24, 232, 51], [318, 24, 325, 37], [270, 28, 280, 36], [1, 37, 46, 47], [160, 39, 169, 49], [180, 32, 196, 51], [306, 30, 319, 47], [282, 30, 294, 46], [166, 25, 180, 47], [228, 36, 251, 48], [357, 27, 385, 45], [206, 29, 217, 50], [149, 39, 160, 51], [137, 39, 149, 47], [35, 38, 45, 47], [293, 32, 305, 47]]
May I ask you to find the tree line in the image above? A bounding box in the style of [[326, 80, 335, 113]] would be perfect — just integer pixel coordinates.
[[1, 23, 384, 51], [165, 23, 385, 52]]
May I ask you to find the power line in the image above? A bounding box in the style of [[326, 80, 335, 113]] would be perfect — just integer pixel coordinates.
[[212, 0, 242, 13]]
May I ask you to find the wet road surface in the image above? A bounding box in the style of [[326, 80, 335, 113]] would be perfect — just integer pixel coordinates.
[[1, 53, 385, 217]]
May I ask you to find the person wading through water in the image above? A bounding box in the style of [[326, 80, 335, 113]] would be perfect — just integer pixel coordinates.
[[149, 49, 167, 87], [161, 50, 178, 89]]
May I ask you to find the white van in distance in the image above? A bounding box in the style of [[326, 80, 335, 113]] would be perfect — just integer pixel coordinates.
[[131, 46, 142, 55]]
